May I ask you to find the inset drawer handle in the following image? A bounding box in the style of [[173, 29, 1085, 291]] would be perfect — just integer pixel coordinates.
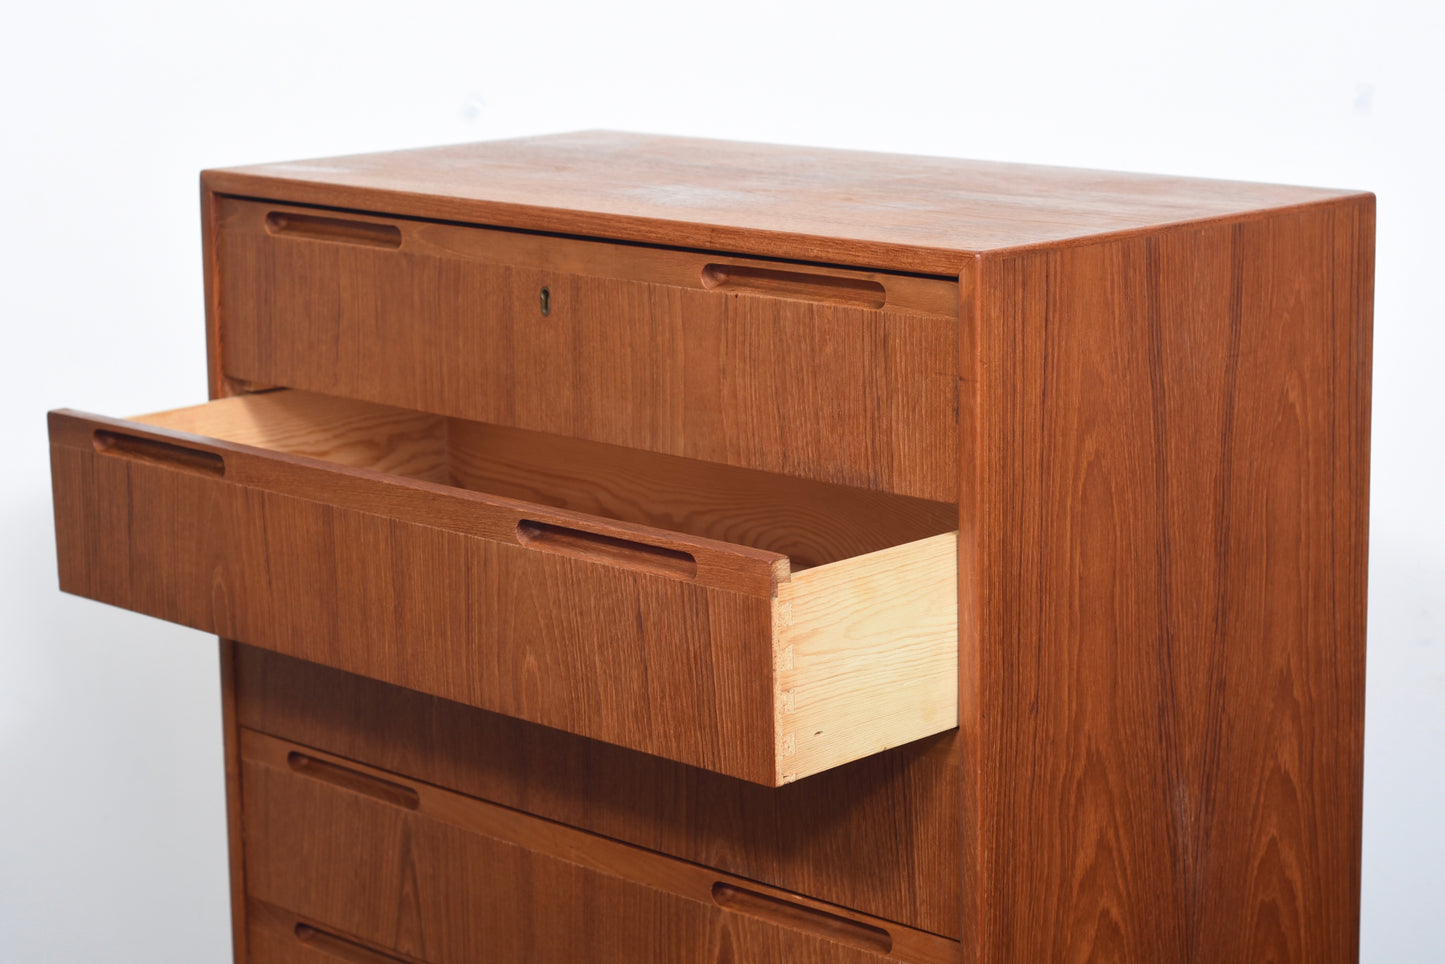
[[92, 430, 225, 477], [701, 263, 886, 309], [264, 211, 403, 249], [711, 882, 893, 954], [294, 922, 411, 964], [517, 519, 697, 579], [286, 752, 420, 810]]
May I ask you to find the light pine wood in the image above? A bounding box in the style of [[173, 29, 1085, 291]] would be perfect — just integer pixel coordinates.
[[50, 393, 959, 784], [242, 729, 962, 963], [235, 644, 963, 939], [775, 532, 958, 784], [138, 390, 451, 482], [212, 199, 960, 502]]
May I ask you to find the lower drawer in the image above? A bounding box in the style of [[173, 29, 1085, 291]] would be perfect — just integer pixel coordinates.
[[240, 730, 960, 964]]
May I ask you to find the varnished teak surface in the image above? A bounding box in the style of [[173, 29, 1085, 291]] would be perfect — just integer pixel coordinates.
[[205, 130, 1358, 273], [962, 200, 1372, 962], [235, 644, 964, 939], [242, 729, 960, 963], [43, 132, 1371, 963], [214, 197, 960, 501]]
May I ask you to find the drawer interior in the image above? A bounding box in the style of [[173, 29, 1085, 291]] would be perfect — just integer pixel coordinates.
[[137, 388, 958, 571]]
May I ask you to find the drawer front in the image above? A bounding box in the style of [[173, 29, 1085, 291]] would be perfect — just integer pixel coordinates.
[[48, 392, 956, 784], [240, 730, 961, 964], [213, 197, 960, 503], [50, 405, 775, 780], [237, 644, 964, 940]]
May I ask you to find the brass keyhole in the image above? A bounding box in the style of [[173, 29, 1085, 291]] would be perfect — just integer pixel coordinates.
[[540, 286, 551, 316]]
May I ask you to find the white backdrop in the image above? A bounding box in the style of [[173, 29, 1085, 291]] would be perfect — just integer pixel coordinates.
[[2, 2, 1440, 960]]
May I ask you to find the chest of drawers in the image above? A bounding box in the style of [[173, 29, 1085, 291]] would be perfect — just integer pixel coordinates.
[[48, 132, 1373, 962]]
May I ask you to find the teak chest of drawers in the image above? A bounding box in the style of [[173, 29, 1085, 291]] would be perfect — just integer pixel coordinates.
[[48, 132, 1373, 963]]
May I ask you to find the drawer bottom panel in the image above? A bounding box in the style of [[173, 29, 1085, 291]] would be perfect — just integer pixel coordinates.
[[240, 730, 959, 964]]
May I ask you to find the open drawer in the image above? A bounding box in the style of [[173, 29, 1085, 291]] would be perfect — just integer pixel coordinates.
[[49, 390, 958, 785]]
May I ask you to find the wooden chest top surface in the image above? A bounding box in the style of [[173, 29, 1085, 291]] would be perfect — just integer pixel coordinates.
[[204, 130, 1364, 274]]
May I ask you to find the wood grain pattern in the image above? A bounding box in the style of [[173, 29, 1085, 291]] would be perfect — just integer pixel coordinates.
[[776, 532, 958, 784], [50, 413, 774, 780], [226, 198, 961, 317], [139, 390, 452, 483], [234, 644, 963, 939], [51, 397, 957, 783], [45, 134, 1373, 962], [51, 407, 785, 596], [141, 387, 957, 569], [202, 131, 1359, 274], [446, 416, 959, 570], [965, 197, 1373, 962], [213, 197, 960, 502], [241, 730, 961, 963]]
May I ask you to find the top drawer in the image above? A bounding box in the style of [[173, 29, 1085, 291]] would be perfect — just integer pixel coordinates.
[[212, 198, 960, 502]]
